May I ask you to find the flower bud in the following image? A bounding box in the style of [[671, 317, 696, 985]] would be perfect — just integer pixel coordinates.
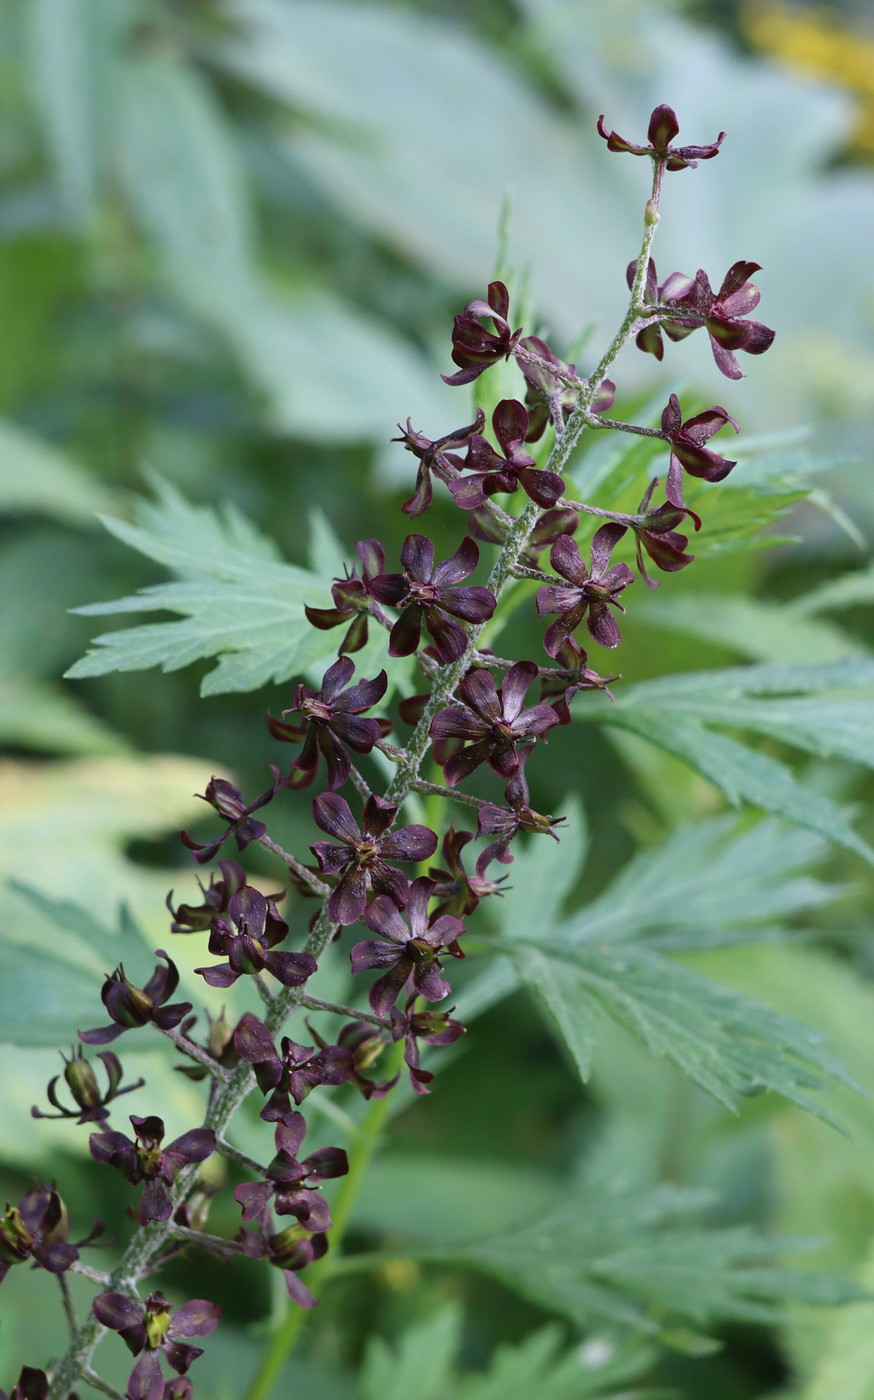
[[63, 1054, 102, 1111], [144, 1299, 172, 1350]]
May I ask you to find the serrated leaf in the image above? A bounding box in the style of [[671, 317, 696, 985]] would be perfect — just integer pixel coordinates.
[[612, 713, 872, 864], [449, 1172, 866, 1332], [455, 1326, 657, 1400], [458, 814, 839, 1024], [360, 1305, 461, 1400], [500, 939, 854, 1119], [571, 662, 874, 863], [567, 815, 837, 951], [498, 794, 587, 940], [66, 478, 357, 694]]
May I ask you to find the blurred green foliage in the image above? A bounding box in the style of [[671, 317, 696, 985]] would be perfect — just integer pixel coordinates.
[[2, 2, 874, 1398]]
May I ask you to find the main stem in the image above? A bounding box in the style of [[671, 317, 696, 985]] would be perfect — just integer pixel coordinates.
[[47, 158, 666, 1400]]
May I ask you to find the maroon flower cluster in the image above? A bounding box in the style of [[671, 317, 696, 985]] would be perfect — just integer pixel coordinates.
[[24, 102, 777, 1393]]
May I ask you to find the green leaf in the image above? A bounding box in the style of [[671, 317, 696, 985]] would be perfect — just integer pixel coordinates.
[[571, 661, 874, 863], [567, 815, 837, 951], [0, 888, 150, 1048], [793, 563, 874, 617], [26, 0, 122, 223], [354, 1154, 556, 1245], [0, 943, 110, 1049], [451, 1154, 866, 1332], [458, 813, 838, 1026], [454, 1327, 657, 1400], [117, 54, 257, 315], [0, 419, 113, 522], [360, 1305, 462, 1400], [66, 477, 350, 694], [638, 592, 862, 665], [231, 290, 455, 443], [500, 939, 854, 1119], [497, 795, 588, 940], [0, 678, 128, 755]]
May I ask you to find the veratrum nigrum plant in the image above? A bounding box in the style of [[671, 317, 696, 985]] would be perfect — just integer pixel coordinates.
[[11, 104, 843, 1400]]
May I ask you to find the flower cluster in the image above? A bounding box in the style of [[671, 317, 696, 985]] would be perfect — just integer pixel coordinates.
[[24, 101, 776, 1397]]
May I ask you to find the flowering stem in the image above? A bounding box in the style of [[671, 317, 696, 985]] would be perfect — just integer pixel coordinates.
[[58, 1273, 78, 1336], [47, 150, 675, 1400], [81, 1370, 126, 1400], [241, 1039, 407, 1400], [559, 499, 642, 525], [159, 1025, 230, 1078], [296, 992, 389, 1027], [258, 834, 331, 897], [216, 1137, 267, 1175], [383, 181, 664, 814], [168, 1224, 243, 1255], [586, 415, 665, 439], [410, 777, 493, 811]]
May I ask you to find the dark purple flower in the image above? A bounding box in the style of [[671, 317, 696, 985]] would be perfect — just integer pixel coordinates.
[[428, 826, 509, 918], [632, 477, 702, 586], [536, 526, 635, 655], [660, 393, 739, 504], [538, 643, 618, 723], [429, 662, 559, 788], [238, 1211, 328, 1308], [305, 1018, 397, 1099], [194, 885, 317, 990], [516, 336, 616, 441], [32, 1047, 144, 1126], [92, 1289, 219, 1400], [350, 877, 466, 1017], [368, 534, 495, 664], [304, 539, 386, 655], [89, 1116, 215, 1225], [268, 656, 390, 791], [234, 1114, 348, 1230], [0, 1187, 92, 1286], [626, 259, 699, 360], [389, 996, 466, 1096], [442, 280, 522, 386], [310, 791, 438, 926], [672, 261, 776, 379], [233, 1012, 354, 1122], [180, 771, 281, 865], [0, 1369, 50, 1400], [79, 952, 192, 1046], [444, 400, 565, 510], [160, 1382, 192, 1400], [393, 411, 486, 515], [476, 750, 567, 867], [597, 104, 724, 170], [166, 860, 249, 933]]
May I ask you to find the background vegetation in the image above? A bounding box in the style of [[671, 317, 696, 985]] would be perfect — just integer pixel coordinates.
[[3, 1, 874, 1396]]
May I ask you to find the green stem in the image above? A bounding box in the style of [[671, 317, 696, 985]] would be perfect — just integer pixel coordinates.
[[241, 1041, 405, 1400]]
